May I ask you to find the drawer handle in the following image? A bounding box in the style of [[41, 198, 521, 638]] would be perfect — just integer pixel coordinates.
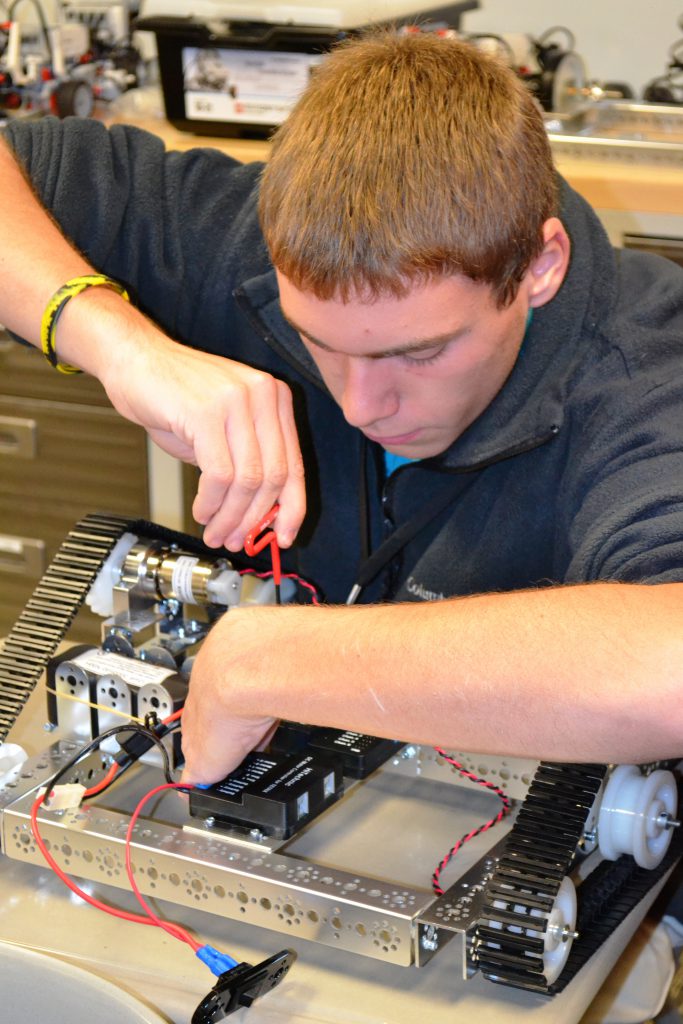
[[0, 535, 46, 577], [0, 416, 37, 458]]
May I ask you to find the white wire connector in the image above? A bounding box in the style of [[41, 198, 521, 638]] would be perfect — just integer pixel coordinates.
[[39, 783, 86, 811]]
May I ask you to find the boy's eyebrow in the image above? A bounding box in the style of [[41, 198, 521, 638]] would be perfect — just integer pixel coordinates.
[[281, 310, 467, 359]]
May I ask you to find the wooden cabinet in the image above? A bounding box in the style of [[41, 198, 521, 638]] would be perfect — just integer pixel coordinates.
[[0, 337, 150, 640]]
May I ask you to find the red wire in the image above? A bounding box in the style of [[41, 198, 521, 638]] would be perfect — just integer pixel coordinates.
[[430, 748, 511, 896], [30, 782, 197, 945], [240, 568, 320, 605], [30, 791, 167, 928], [84, 708, 183, 797], [124, 781, 201, 951], [163, 707, 184, 725], [84, 761, 119, 797], [30, 711, 198, 948], [243, 503, 281, 586]]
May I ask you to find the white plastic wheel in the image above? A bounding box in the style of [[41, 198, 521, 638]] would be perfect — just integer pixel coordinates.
[[489, 877, 577, 985], [85, 531, 138, 616], [539, 877, 577, 985], [598, 764, 678, 869]]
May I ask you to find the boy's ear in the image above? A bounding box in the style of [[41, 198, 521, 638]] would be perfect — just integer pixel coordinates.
[[526, 218, 571, 308]]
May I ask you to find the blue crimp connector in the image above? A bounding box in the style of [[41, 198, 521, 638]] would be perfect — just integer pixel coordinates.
[[192, 949, 297, 1023], [196, 944, 239, 976]]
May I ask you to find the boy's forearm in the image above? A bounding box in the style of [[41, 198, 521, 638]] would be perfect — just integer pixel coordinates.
[[182, 581, 683, 783], [0, 139, 94, 343]]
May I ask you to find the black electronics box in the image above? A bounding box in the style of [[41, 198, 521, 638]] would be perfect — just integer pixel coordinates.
[[269, 722, 403, 778], [135, 3, 479, 138], [135, 16, 346, 138], [189, 750, 345, 838]]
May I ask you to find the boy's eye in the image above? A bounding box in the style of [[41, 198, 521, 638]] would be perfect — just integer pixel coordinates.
[[401, 345, 446, 365]]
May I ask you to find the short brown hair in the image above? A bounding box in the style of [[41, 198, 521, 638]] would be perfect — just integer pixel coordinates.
[[259, 31, 558, 307]]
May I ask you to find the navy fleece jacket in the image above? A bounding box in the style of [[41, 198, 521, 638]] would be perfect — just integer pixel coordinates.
[[7, 117, 683, 604]]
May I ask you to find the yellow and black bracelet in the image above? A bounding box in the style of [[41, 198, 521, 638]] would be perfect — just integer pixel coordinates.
[[40, 274, 130, 374]]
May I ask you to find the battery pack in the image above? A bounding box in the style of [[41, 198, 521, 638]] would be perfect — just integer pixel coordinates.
[[189, 750, 344, 838]]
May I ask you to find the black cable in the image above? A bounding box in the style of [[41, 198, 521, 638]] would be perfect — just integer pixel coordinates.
[[44, 721, 176, 802], [537, 25, 576, 52], [352, 472, 480, 593], [358, 434, 372, 566]]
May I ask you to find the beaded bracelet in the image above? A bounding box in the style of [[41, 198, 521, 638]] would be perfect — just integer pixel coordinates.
[[40, 274, 130, 374]]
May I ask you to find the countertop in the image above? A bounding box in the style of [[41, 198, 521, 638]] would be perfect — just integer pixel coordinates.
[[97, 88, 683, 219]]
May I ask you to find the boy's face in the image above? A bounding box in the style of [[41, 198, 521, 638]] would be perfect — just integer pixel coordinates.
[[277, 270, 532, 459]]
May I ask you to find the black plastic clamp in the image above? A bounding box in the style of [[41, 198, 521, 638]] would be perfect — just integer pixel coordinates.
[[191, 950, 297, 1023]]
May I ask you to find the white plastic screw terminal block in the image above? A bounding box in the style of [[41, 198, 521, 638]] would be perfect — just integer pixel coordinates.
[[39, 783, 86, 811]]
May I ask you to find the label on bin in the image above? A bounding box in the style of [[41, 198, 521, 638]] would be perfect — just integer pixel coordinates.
[[183, 47, 324, 124]]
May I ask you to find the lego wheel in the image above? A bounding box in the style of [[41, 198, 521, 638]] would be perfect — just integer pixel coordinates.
[[53, 79, 94, 118]]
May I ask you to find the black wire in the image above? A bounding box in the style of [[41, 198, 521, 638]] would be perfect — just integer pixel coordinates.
[[43, 722, 176, 803], [537, 25, 576, 52], [8, 0, 53, 66], [358, 434, 372, 566]]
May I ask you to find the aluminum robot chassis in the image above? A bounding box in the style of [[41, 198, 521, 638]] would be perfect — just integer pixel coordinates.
[[0, 513, 679, 997]]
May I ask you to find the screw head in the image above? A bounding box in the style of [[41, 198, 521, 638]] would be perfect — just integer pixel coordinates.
[[421, 925, 439, 951]]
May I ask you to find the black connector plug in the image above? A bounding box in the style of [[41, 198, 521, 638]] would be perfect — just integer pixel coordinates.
[[114, 714, 164, 769], [191, 950, 297, 1024], [114, 730, 156, 768]]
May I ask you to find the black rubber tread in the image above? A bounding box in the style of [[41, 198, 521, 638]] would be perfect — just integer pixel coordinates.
[[0, 513, 135, 742], [475, 761, 608, 992], [0, 512, 231, 744], [549, 828, 683, 993], [476, 759, 681, 995]]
